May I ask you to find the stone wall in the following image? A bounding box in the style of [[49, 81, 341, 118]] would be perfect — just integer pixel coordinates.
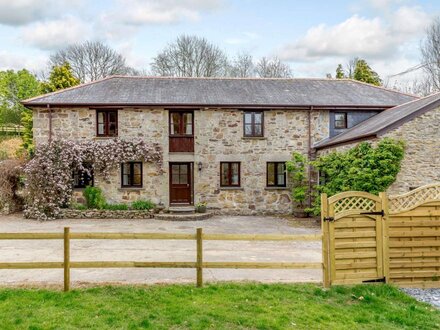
[[33, 107, 330, 214], [383, 106, 440, 195], [61, 209, 154, 219], [194, 108, 329, 214], [316, 106, 440, 196]]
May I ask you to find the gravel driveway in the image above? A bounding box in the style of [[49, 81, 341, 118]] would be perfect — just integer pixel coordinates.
[[0, 213, 321, 288], [402, 289, 440, 309]]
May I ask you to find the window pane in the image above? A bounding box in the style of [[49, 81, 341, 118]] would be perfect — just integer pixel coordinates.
[[231, 163, 239, 185], [244, 113, 252, 125], [221, 163, 229, 186], [267, 163, 275, 186], [179, 164, 188, 184], [254, 124, 262, 136], [123, 174, 130, 186], [172, 165, 180, 184], [97, 112, 105, 135], [277, 163, 286, 186], [108, 112, 117, 135], [170, 113, 180, 135], [254, 112, 262, 124], [244, 125, 253, 136], [334, 113, 346, 129], [184, 113, 193, 135], [179, 174, 188, 184], [133, 163, 142, 186]]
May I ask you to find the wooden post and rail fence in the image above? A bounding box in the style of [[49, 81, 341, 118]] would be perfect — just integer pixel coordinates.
[[0, 229, 322, 292], [1, 183, 438, 290]]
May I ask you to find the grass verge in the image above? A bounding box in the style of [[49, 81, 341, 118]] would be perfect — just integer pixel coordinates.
[[0, 283, 438, 329]]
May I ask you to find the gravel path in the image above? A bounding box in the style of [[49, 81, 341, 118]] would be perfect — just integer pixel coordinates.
[[402, 288, 440, 308]]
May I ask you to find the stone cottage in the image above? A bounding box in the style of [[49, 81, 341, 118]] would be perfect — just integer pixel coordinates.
[[314, 92, 440, 195], [23, 76, 416, 214]]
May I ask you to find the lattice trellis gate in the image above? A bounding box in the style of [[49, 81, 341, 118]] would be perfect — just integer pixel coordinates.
[[322, 183, 440, 288], [321, 191, 387, 286]]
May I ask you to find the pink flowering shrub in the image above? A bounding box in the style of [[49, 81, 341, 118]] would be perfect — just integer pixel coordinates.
[[24, 139, 162, 220]]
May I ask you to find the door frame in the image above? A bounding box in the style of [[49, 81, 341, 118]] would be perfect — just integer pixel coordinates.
[[169, 162, 194, 206]]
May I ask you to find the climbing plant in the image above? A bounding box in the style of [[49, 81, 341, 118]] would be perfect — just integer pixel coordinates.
[[310, 138, 405, 215], [24, 139, 162, 220]]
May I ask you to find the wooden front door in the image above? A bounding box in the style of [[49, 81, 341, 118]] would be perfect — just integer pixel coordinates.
[[170, 163, 193, 204]]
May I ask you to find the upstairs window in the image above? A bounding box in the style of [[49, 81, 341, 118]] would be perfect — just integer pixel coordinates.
[[334, 112, 347, 129], [244, 111, 264, 137], [170, 111, 193, 136], [121, 162, 143, 188], [267, 162, 286, 187], [97, 110, 118, 136], [73, 164, 94, 188], [220, 162, 240, 187]]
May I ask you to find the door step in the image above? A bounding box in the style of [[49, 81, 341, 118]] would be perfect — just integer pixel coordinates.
[[169, 206, 196, 214], [155, 212, 212, 221]]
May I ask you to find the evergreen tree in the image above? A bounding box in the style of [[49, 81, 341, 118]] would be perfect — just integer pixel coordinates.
[[41, 62, 80, 93], [335, 64, 345, 79], [353, 59, 382, 86]]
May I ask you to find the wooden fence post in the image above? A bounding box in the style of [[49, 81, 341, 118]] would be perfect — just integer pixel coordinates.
[[196, 228, 203, 287], [321, 193, 330, 288], [64, 227, 70, 292], [380, 192, 390, 283]]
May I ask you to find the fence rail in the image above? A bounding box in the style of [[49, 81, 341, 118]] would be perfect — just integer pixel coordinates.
[[0, 228, 322, 291], [0, 125, 24, 135]]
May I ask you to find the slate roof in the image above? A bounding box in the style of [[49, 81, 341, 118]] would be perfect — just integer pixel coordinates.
[[314, 92, 440, 150], [22, 76, 416, 108]]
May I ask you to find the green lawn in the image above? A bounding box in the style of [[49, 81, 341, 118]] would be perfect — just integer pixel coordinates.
[[0, 283, 438, 329]]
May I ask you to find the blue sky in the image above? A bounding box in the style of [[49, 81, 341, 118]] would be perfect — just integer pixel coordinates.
[[0, 0, 439, 87]]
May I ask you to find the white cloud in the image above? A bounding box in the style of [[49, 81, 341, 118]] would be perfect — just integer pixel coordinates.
[[20, 16, 92, 50], [0, 0, 83, 26], [225, 32, 259, 45], [278, 5, 430, 62], [102, 0, 223, 26], [0, 50, 46, 71]]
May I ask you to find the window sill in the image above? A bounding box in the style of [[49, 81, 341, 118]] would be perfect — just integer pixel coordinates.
[[242, 137, 266, 140], [118, 187, 145, 191], [219, 187, 244, 191], [265, 187, 289, 191], [94, 136, 118, 140]]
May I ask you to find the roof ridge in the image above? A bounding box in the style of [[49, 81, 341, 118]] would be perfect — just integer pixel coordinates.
[[22, 75, 116, 104], [107, 75, 363, 81], [344, 78, 419, 99]]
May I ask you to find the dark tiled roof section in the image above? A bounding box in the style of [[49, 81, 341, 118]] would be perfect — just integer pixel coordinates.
[[23, 76, 416, 107], [314, 92, 440, 149]]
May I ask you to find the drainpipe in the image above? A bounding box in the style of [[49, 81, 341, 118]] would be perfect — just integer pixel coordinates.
[[307, 107, 313, 209], [48, 104, 52, 143]]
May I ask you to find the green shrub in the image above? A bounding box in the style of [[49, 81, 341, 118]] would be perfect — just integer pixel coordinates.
[[131, 200, 155, 210], [83, 186, 106, 209], [71, 202, 87, 210], [103, 203, 128, 211], [286, 152, 308, 210], [311, 138, 405, 215]]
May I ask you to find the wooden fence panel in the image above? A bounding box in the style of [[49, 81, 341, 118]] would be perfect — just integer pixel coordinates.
[[388, 184, 440, 288]]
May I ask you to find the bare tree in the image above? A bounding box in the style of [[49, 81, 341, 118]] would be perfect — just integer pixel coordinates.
[[384, 77, 433, 96], [151, 35, 229, 77], [421, 17, 440, 91], [49, 41, 133, 83], [228, 52, 255, 77], [255, 57, 292, 78]]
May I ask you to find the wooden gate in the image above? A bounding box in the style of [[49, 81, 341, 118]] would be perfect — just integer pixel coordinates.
[[321, 191, 387, 286]]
